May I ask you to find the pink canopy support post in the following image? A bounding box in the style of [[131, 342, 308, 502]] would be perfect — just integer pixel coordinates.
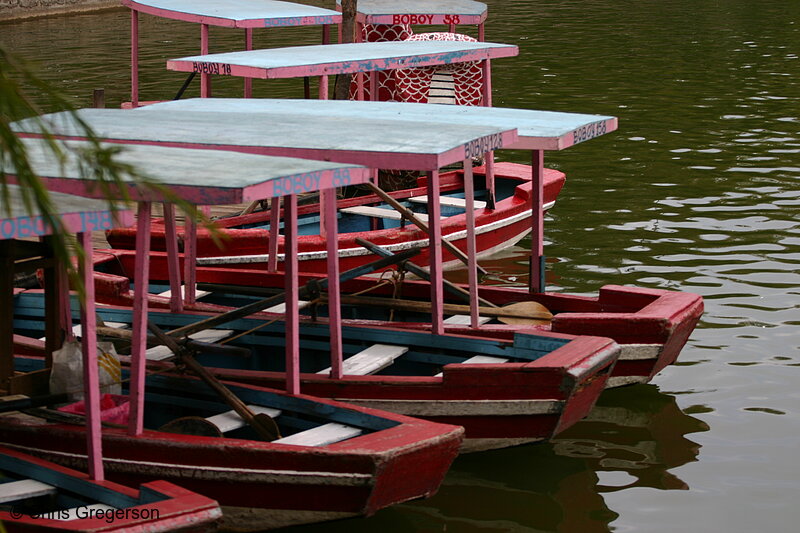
[[323, 188, 343, 379], [244, 29, 253, 98], [315, 74, 343, 374], [426, 170, 444, 335], [268, 197, 280, 272], [58, 265, 74, 342], [530, 149, 545, 293], [162, 203, 183, 312], [200, 24, 211, 97], [284, 195, 300, 394], [78, 230, 104, 481], [482, 58, 496, 209], [128, 202, 152, 436], [183, 213, 197, 305], [131, 10, 139, 108], [477, 22, 496, 209], [463, 160, 480, 328]]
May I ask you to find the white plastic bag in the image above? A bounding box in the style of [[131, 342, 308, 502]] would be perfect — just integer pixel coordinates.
[[49, 340, 122, 400]]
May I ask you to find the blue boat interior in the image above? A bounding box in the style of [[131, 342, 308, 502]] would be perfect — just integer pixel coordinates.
[[10, 357, 397, 445], [13, 292, 569, 380], [0, 451, 170, 514], [235, 174, 518, 235]]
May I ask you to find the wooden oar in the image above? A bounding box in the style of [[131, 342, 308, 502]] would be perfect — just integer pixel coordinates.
[[324, 294, 553, 323], [363, 182, 488, 275], [356, 238, 495, 307], [146, 321, 281, 441], [356, 238, 552, 325], [164, 246, 423, 340]]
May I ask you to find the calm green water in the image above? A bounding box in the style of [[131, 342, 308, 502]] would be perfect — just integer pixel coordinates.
[[2, 0, 799, 531]]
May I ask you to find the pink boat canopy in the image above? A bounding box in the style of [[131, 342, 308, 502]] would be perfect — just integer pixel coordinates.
[[0, 185, 134, 240], [12, 109, 518, 171], [166, 39, 517, 80], [136, 98, 619, 151], [10, 138, 370, 203], [122, 0, 342, 28], [336, 0, 488, 25]]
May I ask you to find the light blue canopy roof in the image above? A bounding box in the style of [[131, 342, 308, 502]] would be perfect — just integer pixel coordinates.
[[335, 0, 488, 24], [122, 0, 341, 28], [0, 185, 134, 239], [167, 40, 517, 79], [12, 109, 517, 171], [140, 98, 617, 150], [6, 138, 369, 204]]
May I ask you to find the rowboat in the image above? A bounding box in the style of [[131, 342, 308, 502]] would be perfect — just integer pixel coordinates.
[[0, 444, 220, 532], [104, 162, 566, 273], [0, 366, 463, 530], [2, 139, 465, 529], [0, 186, 221, 531], [13, 289, 619, 453], [89, 247, 703, 389]]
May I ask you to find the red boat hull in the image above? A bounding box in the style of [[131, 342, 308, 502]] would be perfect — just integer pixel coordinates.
[[104, 163, 565, 273], [14, 291, 618, 453], [0, 379, 462, 530], [91, 247, 702, 388]]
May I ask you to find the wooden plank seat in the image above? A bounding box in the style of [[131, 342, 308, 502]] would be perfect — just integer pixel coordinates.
[[206, 409, 360, 447], [0, 479, 57, 504], [435, 354, 510, 377], [316, 344, 408, 376], [408, 195, 487, 209], [158, 285, 211, 300], [340, 205, 431, 222], [206, 405, 282, 434], [273, 423, 363, 447], [443, 315, 492, 326], [142, 329, 235, 361]]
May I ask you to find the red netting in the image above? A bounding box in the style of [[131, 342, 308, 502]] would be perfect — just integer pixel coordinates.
[[349, 26, 484, 106], [349, 24, 412, 101]]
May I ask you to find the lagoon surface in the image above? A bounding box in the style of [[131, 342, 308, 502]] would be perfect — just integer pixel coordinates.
[[2, 0, 798, 531]]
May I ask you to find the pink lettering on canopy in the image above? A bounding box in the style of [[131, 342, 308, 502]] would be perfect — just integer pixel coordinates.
[[392, 14, 435, 25]]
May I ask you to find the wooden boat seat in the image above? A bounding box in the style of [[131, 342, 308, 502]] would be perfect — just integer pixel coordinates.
[[273, 423, 362, 447], [144, 329, 235, 361], [340, 205, 431, 222], [408, 196, 487, 209], [0, 479, 57, 503], [68, 321, 127, 338], [316, 344, 409, 376], [157, 285, 211, 300], [71, 321, 235, 361], [435, 355, 510, 377], [264, 300, 311, 314], [206, 404, 282, 433], [443, 315, 492, 326]]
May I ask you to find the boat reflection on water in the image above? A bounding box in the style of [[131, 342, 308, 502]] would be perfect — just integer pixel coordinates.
[[287, 384, 709, 532]]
